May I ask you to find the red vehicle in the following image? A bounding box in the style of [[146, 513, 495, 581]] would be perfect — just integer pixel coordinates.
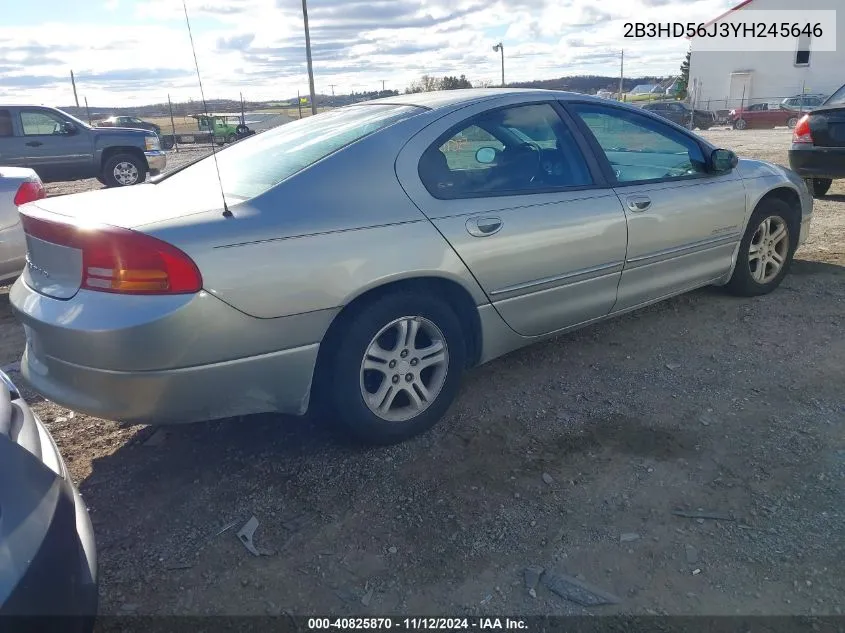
[[730, 103, 795, 130]]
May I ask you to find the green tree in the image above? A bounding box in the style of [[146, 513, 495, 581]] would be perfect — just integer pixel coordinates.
[[678, 50, 691, 100], [441, 74, 473, 90]]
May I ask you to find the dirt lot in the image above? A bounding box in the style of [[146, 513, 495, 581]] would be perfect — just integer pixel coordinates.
[[3, 128, 843, 616]]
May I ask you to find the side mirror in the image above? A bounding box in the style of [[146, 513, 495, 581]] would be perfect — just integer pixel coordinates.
[[61, 122, 78, 135], [475, 147, 498, 164], [710, 148, 737, 173]]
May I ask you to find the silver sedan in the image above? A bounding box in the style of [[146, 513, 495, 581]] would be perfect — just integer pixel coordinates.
[[0, 167, 44, 284], [10, 90, 812, 444]]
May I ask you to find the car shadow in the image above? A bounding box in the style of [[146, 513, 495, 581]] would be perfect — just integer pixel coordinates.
[[819, 193, 845, 203]]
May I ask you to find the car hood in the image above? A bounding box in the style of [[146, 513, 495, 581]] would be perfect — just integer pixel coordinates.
[[91, 126, 152, 137]]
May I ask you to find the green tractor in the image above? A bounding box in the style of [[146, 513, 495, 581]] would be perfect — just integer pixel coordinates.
[[190, 113, 254, 145]]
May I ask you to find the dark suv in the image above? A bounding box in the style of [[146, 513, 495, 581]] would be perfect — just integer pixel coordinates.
[[788, 84, 845, 198], [0, 105, 165, 187], [641, 101, 715, 130], [95, 115, 162, 135]]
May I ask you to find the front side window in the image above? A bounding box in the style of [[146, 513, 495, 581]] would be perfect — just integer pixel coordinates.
[[20, 110, 66, 136], [418, 103, 592, 199], [571, 103, 707, 184], [157, 104, 421, 200]]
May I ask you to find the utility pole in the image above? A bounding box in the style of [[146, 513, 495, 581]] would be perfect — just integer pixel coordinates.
[[84, 96, 91, 124], [381, 79, 386, 93], [167, 94, 177, 151], [492, 43, 504, 86], [70, 70, 80, 108], [297, 90, 303, 118], [329, 84, 336, 96], [301, 0, 317, 115], [618, 50, 624, 101]]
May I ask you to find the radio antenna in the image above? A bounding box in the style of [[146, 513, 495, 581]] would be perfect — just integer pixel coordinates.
[[182, 0, 232, 218]]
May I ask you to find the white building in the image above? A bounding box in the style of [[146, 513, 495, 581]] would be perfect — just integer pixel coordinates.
[[688, 0, 845, 111]]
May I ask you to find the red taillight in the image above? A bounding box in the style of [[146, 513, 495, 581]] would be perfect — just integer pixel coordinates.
[[13, 180, 46, 206], [792, 115, 813, 144], [20, 211, 202, 295]]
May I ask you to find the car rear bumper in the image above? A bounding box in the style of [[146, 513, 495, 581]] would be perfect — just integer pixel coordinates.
[[17, 340, 320, 425], [144, 150, 166, 175], [9, 280, 327, 425], [788, 145, 845, 179]]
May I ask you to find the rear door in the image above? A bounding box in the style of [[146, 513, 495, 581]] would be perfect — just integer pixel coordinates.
[[566, 101, 747, 311], [0, 108, 20, 167], [396, 98, 628, 337]]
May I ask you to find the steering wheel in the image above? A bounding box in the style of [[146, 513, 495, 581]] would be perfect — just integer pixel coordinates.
[[516, 142, 544, 183]]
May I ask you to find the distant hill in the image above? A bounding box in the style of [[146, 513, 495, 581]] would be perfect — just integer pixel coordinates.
[[507, 75, 671, 93], [59, 75, 673, 119]]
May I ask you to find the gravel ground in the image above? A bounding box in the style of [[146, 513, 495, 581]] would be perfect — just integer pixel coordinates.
[[3, 128, 844, 616], [44, 146, 213, 197]]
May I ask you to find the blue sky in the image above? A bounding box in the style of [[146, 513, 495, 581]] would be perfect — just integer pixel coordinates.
[[0, 0, 738, 106]]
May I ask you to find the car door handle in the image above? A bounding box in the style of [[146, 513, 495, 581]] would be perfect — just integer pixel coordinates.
[[25, 141, 43, 147], [626, 196, 652, 212], [466, 216, 503, 237]]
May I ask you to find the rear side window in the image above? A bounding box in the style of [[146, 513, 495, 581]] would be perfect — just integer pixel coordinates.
[[0, 110, 11, 137], [827, 85, 845, 106], [418, 103, 593, 199], [158, 104, 421, 200]]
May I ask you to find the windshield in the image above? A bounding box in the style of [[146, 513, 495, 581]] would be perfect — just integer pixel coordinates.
[[825, 84, 845, 106], [157, 104, 421, 200], [60, 109, 92, 129]]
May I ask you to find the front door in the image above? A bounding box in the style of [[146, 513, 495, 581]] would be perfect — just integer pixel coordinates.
[[11, 108, 93, 181], [396, 99, 628, 337], [567, 101, 748, 312]]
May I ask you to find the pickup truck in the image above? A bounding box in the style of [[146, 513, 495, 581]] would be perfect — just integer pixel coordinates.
[[0, 105, 165, 187]]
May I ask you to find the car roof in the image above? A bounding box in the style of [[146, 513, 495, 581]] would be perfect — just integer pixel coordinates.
[[361, 88, 603, 110]]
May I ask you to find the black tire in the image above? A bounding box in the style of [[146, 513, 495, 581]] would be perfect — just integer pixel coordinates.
[[787, 117, 799, 129], [226, 133, 237, 144], [236, 124, 249, 135], [733, 118, 748, 130], [327, 292, 466, 445], [101, 153, 146, 187], [160, 136, 175, 150], [805, 177, 832, 198], [725, 199, 797, 297], [697, 122, 712, 131]]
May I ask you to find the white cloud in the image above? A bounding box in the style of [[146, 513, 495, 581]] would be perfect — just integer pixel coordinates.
[[0, 0, 737, 106]]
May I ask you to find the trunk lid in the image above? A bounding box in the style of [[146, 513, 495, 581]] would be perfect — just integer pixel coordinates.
[[806, 106, 845, 148], [18, 183, 224, 300]]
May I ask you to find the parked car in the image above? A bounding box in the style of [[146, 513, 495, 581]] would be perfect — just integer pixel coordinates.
[[0, 105, 164, 187], [9, 89, 812, 445], [730, 102, 795, 130], [0, 369, 97, 630], [788, 83, 845, 198], [0, 167, 44, 283], [780, 94, 827, 115], [95, 115, 162, 136], [641, 101, 715, 130]]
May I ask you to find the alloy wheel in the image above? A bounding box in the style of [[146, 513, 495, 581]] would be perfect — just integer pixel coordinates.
[[113, 161, 139, 185], [359, 316, 449, 422], [748, 216, 789, 284]]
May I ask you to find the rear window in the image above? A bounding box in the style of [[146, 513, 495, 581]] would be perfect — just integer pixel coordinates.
[[157, 104, 421, 200], [826, 85, 845, 106]]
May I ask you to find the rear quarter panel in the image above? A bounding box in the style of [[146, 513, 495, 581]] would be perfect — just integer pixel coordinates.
[[145, 116, 488, 319]]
